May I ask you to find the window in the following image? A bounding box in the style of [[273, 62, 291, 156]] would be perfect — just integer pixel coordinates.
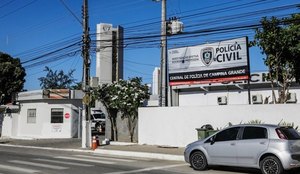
[[27, 109, 36, 123], [215, 127, 240, 142], [278, 127, 300, 140], [242, 127, 267, 139], [51, 108, 64, 123]]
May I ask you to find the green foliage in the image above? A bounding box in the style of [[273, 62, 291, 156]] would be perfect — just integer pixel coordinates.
[[278, 120, 299, 130], [92, 77, 150, 142], [38, 66, 76, 89], [253, 14, 300, 103], [92, 83, 119, 141], [0, 52, 26, 104], [116, 77, 150, 142], [216, 122, 233, 130], [71, 82, 82, 90], [247, 119, 264, 124]]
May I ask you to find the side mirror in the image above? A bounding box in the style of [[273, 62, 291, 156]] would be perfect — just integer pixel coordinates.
[[210, 136, 215, 145]]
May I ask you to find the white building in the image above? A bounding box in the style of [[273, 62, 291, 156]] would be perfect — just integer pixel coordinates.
[[152, 67, 160, 95], [138, 38, 300, 147], [141, 72, 300, 147], [96, 23, 124, 84], [1, 90, 84, 139], [172, 72, 299, 106]]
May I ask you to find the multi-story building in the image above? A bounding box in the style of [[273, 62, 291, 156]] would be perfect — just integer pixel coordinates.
[[96, 23, 124, 84]]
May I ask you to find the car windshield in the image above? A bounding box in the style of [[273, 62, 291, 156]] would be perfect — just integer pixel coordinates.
[[93, 113, 105, 119], [279, 127, 300, 140]]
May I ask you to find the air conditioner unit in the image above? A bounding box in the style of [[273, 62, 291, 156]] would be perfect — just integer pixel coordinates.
[[286, 93, 297, 103], [217, 96, 227, 105], [252, 94, 263, 104]]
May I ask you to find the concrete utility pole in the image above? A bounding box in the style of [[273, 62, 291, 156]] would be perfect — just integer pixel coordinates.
[[156, 0, 168, 107], [81, 0, 91, 148], [152, 0, 168, 107]]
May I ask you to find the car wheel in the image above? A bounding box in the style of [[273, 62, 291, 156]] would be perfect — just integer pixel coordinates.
[[190, 151, 208, 170], [260, 156, 283, 174]]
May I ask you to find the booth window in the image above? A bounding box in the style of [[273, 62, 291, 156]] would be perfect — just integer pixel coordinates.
[[27, 109, 36, 123], [51, 108, 64, 123]]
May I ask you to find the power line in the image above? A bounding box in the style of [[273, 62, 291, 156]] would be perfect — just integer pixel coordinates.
[[22, 41, 81, 64], [59, 0, 82, 26], [0, 0, 38, 19], [17, 1, 300, 71], [0, 0, 16, 9]]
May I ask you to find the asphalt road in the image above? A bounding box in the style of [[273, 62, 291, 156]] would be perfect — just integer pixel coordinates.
[[0, 146, 299, 174]]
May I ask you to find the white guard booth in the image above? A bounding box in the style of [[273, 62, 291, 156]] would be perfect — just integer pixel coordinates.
[[1, 89, 83, 139]]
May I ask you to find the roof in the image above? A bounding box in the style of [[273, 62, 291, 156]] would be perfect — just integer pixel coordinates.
[[231, 124, 279, 129]]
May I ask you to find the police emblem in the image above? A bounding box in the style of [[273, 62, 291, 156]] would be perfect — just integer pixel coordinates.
[[201, 47, 214, 66]]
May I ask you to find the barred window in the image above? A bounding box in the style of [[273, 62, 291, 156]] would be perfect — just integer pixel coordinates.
[[27, 109, 36, 123], [51, 108, 64, 123]]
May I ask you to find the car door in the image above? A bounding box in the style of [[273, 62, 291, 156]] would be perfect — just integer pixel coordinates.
[[236, 126, 269, 167], [204, 126, 240, 165]]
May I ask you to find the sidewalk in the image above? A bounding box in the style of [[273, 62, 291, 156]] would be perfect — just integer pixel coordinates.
[[0, 138, 185, 161]]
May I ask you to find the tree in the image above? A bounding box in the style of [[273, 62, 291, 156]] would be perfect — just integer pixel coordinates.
[[116, 78, 150, 142], [71, 82, 82, 90], [92, 77, 150, 142], [253, 14, 300, 103], [0, 52, 26, 104], [38, 66, 76, 89], [92, 83, 119, 141]]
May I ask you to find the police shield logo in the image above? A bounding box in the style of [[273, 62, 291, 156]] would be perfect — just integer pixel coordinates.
[[201, 47, 214, 66]]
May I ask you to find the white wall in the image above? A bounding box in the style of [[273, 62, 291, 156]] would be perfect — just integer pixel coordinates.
[[1, 114, 12, 137], [138, 104, 300, 147], [179, 88, 300, 106]]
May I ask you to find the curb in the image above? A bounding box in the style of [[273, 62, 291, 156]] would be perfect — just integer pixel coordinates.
[[0, 144, 184, 162]]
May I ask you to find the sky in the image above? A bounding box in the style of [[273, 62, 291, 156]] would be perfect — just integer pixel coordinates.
[[0, 0, 299, 90]]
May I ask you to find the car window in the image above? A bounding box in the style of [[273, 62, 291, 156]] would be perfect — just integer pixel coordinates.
[[279, 127, 300, 140], [93, 113, 105, 119], [214, 127, 240, 142], [242, 127, 267, 139]]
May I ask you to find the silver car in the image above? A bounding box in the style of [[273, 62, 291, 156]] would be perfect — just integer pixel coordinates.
[[184, 124, 300, 174]]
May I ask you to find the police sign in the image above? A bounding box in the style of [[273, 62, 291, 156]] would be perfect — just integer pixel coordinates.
[[201, 47, 214, 66], [168, 37, 249, 86]]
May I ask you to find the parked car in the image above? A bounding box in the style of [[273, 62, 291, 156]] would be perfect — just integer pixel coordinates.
[[91, 109, 105, 133], [184, 124, 300, 174]]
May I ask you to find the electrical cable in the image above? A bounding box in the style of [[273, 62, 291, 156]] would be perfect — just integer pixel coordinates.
[[59, 0, 82, 26], [0, 0, 38, 19]]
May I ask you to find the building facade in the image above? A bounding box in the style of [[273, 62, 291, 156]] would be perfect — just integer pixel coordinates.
[[170, 72, 299, 106], [96, 23, 124, 84], [1, 90, 83, 139], [152, 67, 160, 95]]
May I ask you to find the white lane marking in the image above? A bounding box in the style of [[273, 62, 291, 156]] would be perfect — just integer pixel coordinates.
[[92, 153, 152, 161], [0, 164, 40, 173], [34, 158, 94, 167], [74, 154, 136, 162], [55, 156, 115, 164], [104, 164, 187, 174], [9, 160, 68, 170]]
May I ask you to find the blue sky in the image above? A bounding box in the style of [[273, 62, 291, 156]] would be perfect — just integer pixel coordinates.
[[0, 0, 299, 90]]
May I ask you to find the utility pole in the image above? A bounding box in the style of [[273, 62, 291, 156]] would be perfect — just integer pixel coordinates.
[[81, 0, 91, 148], [159, 0, 167, 107], [152, 0, 168, 107]]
